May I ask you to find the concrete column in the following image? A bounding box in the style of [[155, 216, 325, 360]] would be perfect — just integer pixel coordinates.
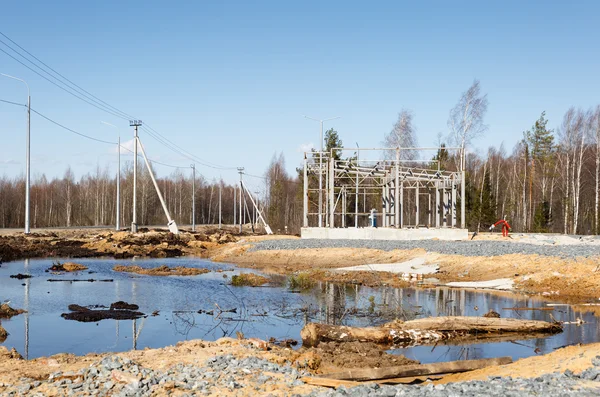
[[381, 183, 387, 227], [452, 177, 457, 228], [415, 184, 420, 228], [428, 192, 431, 227], [342, 189, 346, 228], [395, 150, 400, 228], [400, 182, 404, 228], [435, 183, 440, 228], [303, 155, 308, 228], [329, 157, 335, 228], [442, 186, 447, 227]]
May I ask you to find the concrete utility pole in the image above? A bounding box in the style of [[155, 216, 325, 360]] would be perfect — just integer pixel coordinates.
[[101, 121, 120, 231], [117, 136, 121, 230], [355, 142, 359, 227], [129, 120, 142, 232], [238, 167, 244, 233], [2, 73, 30, 234], [219, 181, 222, 229], [304, 115, 340, 227], [191, 164, 196, 232], [234, 185, 236, 225]]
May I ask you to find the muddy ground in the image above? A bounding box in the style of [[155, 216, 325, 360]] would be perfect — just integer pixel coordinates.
[[2, 227, 600, 299], [2, 227, 600, 392]]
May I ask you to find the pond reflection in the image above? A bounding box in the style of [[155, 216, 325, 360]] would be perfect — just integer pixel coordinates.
[[0, 257, 598, 363]]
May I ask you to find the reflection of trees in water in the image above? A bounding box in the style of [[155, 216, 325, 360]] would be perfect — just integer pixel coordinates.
[[172, 312, 196, 339]]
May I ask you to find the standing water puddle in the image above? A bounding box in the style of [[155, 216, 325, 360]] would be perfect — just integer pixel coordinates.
[[1, 257, 598, 362]]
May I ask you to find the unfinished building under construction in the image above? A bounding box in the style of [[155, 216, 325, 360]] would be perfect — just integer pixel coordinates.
[[301, 147, 468, 240]]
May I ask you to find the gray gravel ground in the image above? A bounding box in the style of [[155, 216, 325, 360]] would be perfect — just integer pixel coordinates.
[[0, 355, 600, 397], [305, 356, 600, 397], [2, 353, 600, 396], [250, 238, 600, 259], [0, 354, 307, 396]]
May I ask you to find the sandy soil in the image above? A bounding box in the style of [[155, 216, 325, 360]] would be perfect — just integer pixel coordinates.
[[210, 238, 600, 301], [440, 342, 600, 384]]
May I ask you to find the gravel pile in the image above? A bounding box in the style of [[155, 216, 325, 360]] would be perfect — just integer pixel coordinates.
[[306, 356, 600, 397], [250, 239, 600, 259], [0, 354, 307, 396]]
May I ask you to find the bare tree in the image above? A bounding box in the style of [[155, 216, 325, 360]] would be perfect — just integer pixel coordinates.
[[383, 109, 418, 159], [448, 80, 488, 169], [592, 106, 600, 233]]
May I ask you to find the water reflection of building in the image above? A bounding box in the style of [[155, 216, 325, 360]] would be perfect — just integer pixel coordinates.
[[315, 282, 347, 325]]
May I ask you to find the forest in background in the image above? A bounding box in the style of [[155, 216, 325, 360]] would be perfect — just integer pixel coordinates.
[[2, 81, 600, 235]]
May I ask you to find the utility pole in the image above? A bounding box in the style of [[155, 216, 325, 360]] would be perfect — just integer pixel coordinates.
[[219, 180, 222, 229], [1, 74, 30, 234], [355, 142, 359, 228], [116, 136, 121, 230], [238, 167, 244, 233], [191, 164, 196, 232], [234, 185, 236, 226], [25, 91, 30, 234], [129, 120, 142, 232], [304, 115, 340, 228]]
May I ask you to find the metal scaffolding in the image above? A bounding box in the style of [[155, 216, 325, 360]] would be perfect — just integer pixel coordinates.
[[302, 147, 466, 230]]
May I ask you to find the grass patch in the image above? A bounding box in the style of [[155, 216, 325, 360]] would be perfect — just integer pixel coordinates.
[[231, 273, 270, 287], [288, 272, 315, 290]]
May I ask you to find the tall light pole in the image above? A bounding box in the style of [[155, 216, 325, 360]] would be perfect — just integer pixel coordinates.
[[101, 121, 121, 231], [303, 115, 340, 228], [2, 73, 30, 234], [129, 120, 142, 232]]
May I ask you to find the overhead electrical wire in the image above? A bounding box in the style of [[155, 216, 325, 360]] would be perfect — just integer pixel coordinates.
[[0, 45, 130, 121], [0, 31, 136, 121], [0, 100, 190, 169], [0, 30, 237, 171]]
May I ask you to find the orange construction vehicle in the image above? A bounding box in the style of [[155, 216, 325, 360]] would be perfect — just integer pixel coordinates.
[[489, 219, 511, 237]]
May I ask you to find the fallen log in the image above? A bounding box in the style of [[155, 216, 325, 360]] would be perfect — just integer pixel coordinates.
[[320, 356, 513, 381], [301, 316, 562, 347]]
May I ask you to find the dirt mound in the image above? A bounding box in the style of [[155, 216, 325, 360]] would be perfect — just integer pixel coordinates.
[[0, 346, 21, 359], [62, 303, 145, 322], [9, 274, 31, 279], [0, 325, 7, 342], [0, 304, 26, 319], [293, 341, 418, 374], [113, 264, 210, 276], [110, 301, 139, 311], [47, 261, 88, 272]]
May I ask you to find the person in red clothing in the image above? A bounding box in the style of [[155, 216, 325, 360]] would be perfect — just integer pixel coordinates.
[[489, 219, 511, 237]]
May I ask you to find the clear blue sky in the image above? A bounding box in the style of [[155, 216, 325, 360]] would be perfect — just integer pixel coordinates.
[[1, 1, 599, 187]]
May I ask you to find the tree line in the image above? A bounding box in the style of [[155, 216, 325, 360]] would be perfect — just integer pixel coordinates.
[[2, 80, 600, 235]]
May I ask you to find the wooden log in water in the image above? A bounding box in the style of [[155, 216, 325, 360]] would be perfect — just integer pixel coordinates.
[[319, 356, 513, 382], [301, 316, 562, 347]]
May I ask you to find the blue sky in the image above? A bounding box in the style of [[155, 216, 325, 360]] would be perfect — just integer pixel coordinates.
[[1, 1, 599, 186]]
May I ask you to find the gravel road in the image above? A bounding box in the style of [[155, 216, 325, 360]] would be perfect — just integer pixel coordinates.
[[250, 238, 600, 259]]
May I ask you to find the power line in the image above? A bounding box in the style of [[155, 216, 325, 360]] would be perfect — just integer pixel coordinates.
[[0, 32, 238, 171], [31, 108, 117, 145], [0, 31, 135, 121], [0, 98, 26, 107], [141, 125, 236, 170], [0, 46, 129, 121]]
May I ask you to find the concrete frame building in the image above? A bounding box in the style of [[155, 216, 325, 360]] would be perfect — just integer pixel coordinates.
[[301, 147, 468, 240]]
